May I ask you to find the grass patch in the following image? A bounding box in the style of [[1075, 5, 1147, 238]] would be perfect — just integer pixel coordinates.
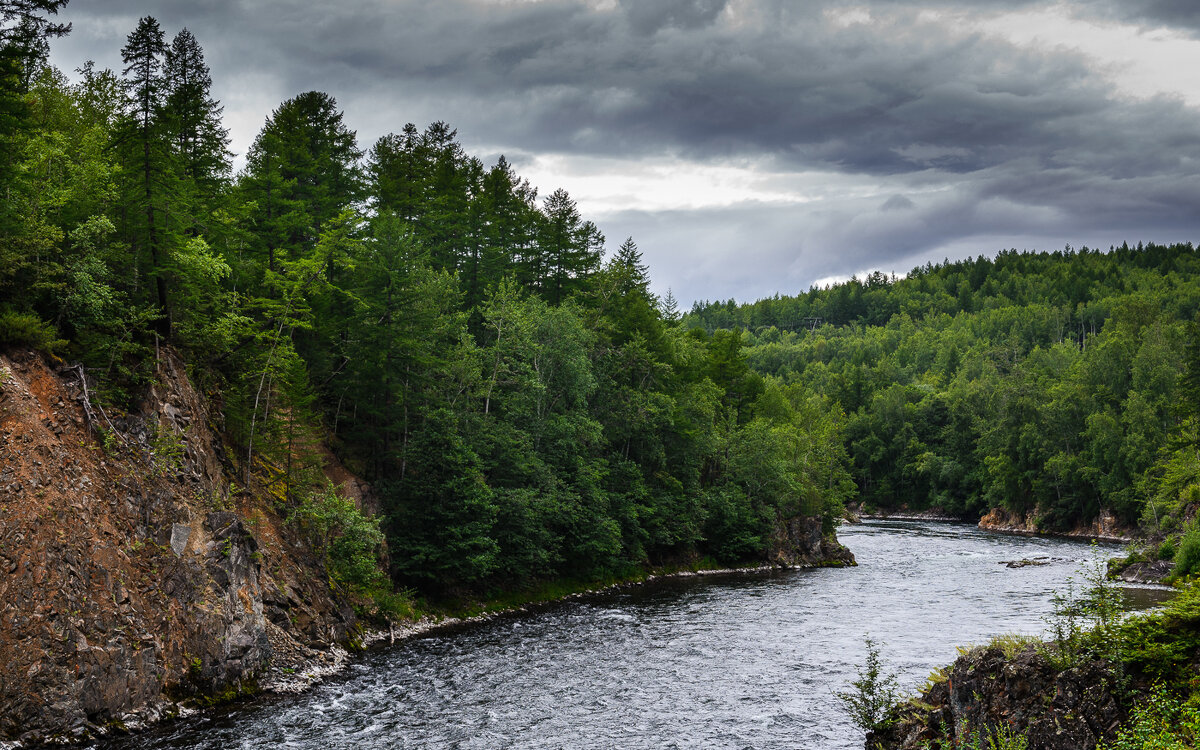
[[987, 632, 1040, 659]]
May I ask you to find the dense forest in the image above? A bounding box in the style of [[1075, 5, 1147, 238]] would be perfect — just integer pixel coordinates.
[[0, 9, 853, 601], [688, 245, 1200, 533], [5, 3, 1199, 605]]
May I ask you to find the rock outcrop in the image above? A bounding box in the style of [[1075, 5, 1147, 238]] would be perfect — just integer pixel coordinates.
[[867, 645, 1124, 750], [769, 515, 856, 567], [978, 506, 1134, 542], [0, 349, 363, 745], [1109, 558, 1174, 585]]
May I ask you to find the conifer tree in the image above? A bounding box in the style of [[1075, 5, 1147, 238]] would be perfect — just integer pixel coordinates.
[[612, 236, 651, 295], [368, 123, 426, 223], [0, 0, 70, 293], [0, 1, 69, 93], [118, 15, 171, 333], [538, 188, 603, 304], [163, 29, 229, 207], [242, 91, 363, 274], [659, 288, 680, 324], [479, 155, 538, 291]]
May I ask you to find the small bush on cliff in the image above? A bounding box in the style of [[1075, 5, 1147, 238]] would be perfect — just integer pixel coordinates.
[[1172, 524, 1200, 580], [1158, 538, 1177, 562], [1040, 552, 1125, 671], [294, 483, 389, 594], [0, 310, 66, 353], [835, 636, 900, 735], [1099, 684, 1200, 750]]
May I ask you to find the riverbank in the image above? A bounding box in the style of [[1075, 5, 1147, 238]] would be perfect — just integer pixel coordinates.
[[867, 580, 1200, 750], [854, 504, 1137, 543]]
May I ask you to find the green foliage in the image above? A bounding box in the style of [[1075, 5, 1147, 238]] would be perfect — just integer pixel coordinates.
[[1172, 522, 1200, 580], [1116, 583, 1200, 686], [293, 482, 387, 593], [149, 422, 184, 476], [0, 310, 63, 352], [688, 244, 1200, 531], [835, 636, 901, 735], [1099, 685, 1200, 750], [1039, 551, 1127, 671], [920, 723, 1029, 750], [1158, 538, 1177, 562], [985, 632, 1039, 660]]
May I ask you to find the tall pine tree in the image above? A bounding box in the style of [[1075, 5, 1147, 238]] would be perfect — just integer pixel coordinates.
[[162, 28, 230, 224], [118, 16, 171, 333]]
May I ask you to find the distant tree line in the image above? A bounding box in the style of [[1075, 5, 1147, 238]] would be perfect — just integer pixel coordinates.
[[687, 245, 1200, 532]]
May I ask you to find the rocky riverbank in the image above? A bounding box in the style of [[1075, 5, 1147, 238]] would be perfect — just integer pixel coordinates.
[[0, 346, 858, 746], [867, 644, 1125, 750], [0, 350, 362, 746], [978, 507, 1135, 543]]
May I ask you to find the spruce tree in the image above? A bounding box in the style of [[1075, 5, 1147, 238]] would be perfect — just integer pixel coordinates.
[[163, 28, 230, 207], [538, 188, 603, 304], [118, 15, 171, 334], [242, 91, 363, 273], [612, 236, 651, 295], [0, 0, 70, 275], [479, 155, 538, 292], [659, 288, 680, 323], [368, 123, 426, 223]]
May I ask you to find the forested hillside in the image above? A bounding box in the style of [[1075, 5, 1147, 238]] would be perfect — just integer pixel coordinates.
[[0, 10, 852, 601], [688, 245, 1200, 532]]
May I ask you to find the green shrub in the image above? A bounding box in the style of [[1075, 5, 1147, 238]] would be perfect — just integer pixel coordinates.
[[293, 482, 388, 593], [1173, 526, 1200, 580], [1099, 684, 1200, 750], [1115, 583, 1200, 685], [836, 636, 901, 734], [1040, 550, 1126, 671], [956, 723, 1029, 750], [987, 633, 1039, 660], [1158, 538, 1178, 562], [0, 310, 66, 353]]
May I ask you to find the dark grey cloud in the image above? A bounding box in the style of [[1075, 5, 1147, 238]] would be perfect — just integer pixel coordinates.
[[620, 0, 730, 34], [881, 195, 916, 211], [44, 0, 1200, 302], [1083, 0, 1200, 35]]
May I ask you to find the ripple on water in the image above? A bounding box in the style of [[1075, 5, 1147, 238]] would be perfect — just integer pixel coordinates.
[[87, 521, 1128, 750]]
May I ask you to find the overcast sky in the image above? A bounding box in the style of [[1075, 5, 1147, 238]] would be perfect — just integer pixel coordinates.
[[46, 0, 1200, 305]]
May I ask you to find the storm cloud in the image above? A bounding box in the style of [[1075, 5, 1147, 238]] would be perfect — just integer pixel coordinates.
[[46, 0, 1200, 303]]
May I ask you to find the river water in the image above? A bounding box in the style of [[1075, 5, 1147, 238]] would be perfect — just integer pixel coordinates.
[[93, 520, 1166, 750]]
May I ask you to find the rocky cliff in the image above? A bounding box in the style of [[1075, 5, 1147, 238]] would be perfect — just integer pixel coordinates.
[[978, 507, 1134, 542], [769, 515, 856, 567], [0, 349, 364, 745], [867, 644, 1124, 750]]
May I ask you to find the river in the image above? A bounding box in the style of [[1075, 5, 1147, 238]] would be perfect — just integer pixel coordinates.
[[90, 520, 1167, 750]]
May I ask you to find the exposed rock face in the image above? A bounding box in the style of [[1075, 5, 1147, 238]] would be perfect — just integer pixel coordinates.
[[0, 350, 362, 745], [978, 507, 1041, 535], [770, 515, 856, 567], [867, 645, 1124, 750], [978, 506, 1133, 542]]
